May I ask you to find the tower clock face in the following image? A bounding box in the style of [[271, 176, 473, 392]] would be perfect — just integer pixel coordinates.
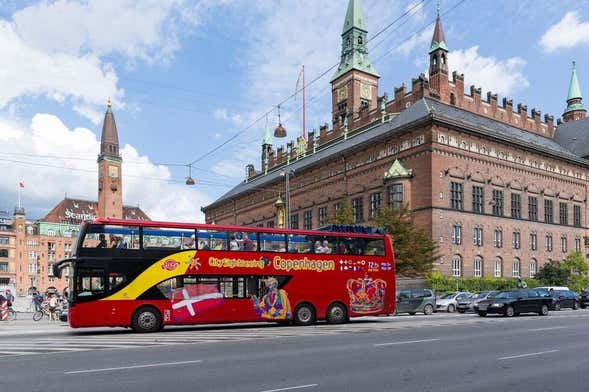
[[108, 165, 119, 178], [337, 85, 348, 103], [360, 83, 371, 100]]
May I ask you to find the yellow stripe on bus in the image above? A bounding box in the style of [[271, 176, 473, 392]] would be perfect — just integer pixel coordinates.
[[102, 251, 196, 300]]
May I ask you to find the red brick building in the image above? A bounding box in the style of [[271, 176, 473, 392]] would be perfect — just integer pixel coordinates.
[[203, 0, 589, 279]]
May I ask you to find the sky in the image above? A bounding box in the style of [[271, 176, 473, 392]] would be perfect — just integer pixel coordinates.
[[0, 0, 588, 222]]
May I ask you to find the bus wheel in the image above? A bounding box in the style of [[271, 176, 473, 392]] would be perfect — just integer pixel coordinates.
[[326, 302, 347, 324], [132, 307, 162, 333], [294, 303, 316, 326]]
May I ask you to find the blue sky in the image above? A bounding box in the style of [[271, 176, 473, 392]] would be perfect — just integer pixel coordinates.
[[0, 0, 588, 221]]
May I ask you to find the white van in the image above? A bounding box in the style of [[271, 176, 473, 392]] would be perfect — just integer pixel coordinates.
[[536, 286, 570, 291]]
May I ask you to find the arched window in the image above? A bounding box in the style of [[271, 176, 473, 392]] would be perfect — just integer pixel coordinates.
[[529, 259, 537, 278], [433, 55, 438, 67], [494, 257, 502, 277], [512, 257, 520, 277], [451, 255, 462, 277], [357, 36, 363, 45], [450, 93, 456, 106], [474, 256, 483, 277]]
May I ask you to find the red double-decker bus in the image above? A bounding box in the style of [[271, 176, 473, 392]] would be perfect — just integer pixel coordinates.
[[54, 218, 395, 332]]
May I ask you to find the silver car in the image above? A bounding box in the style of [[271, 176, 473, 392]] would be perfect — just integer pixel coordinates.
[[457, 291, 497, 313]]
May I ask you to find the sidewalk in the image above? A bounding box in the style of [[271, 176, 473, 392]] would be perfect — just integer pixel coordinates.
[[0, 314, 71, 337]]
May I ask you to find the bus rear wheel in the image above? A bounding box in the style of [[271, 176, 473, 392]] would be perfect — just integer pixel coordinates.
[[326, 302, 347, 324], [294, 303, 316, 326], [132, 306, 162, 333]]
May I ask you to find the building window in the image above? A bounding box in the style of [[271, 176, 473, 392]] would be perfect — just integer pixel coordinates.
[[474, 256, 483, 277], [451, 255, 462, 277], [494, 257, 502, 278], [318, 207, 327, 227], [352, 197, 364, 223], [545, 234, 553, 252], [450, 182, 463, 210], [512, 231, 521, 249], [303, 210, 313, 230], [452, 225, 462, 245], [529, 196, 538, 221], [511, 193, 521, 219], [0, 262, 7, 272], [512, 258, 520, 278], [369, 192, 382, 218], [473, 227, 483, 246], [0, 249, 7, 258], [559, 202, 568, 225], [334, 202, 341, 215], [388, 184, 404, 209], [0, 237, 8, 245], [561, 236, 567, 253], [575, 238, 582, 253], [492, 190, 504, 216], [544, 200, 553, 223], [530, 233, 537, 251], [472, 186, 484, 214], [494, 229, 503, 248], [574, 205, 582, 227], [529, 259, 537, 278], [266, 220, 274, 228], [290, 214, 299, 230]]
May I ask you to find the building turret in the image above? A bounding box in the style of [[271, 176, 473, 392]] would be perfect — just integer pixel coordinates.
[[563, 61, 587, 122], [261, 117, 272, 173], [330, 0, 379, 131], [429, 10, 450, 102], [97, 98, 123, 219]]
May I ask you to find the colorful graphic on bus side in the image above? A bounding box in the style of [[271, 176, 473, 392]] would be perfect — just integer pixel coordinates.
[[252, 277, 292, 320], [347, 274, 387, 313]]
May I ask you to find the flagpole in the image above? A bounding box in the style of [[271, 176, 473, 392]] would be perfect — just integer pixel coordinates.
[[302, 65, 306, 140], [17, 183, 21, 210]]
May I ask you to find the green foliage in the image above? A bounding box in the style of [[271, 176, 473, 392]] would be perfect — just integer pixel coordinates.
[[528, 253, 589, 291], [327, 199, 355, 225], [562, 252, 588, 275], [425, 271, 540, 294], [370, 207, 438, 277], [534, 262, 570, 286]]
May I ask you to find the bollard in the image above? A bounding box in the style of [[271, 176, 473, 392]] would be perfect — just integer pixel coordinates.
[[0, 301, 7, 321]]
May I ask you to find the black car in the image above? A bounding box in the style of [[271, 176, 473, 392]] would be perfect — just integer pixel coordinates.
[[548, 290, 580, 310], [474, 289, 552, 317], [580, 288, 589, 308]]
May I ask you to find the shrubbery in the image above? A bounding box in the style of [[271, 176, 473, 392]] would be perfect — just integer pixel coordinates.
[[425, 271, 539, 294]]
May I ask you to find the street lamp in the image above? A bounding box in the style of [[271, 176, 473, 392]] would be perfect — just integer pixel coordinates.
[[280, 169, 295, 228], [185, 164, 195, 185]]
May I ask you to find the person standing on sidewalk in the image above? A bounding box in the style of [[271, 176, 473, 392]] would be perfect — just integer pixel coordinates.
[[5, 289, 14, 308], [48, 293, 58, 321]]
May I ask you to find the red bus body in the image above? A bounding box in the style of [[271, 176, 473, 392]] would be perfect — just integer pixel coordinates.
[[59, 219, 396, 330]]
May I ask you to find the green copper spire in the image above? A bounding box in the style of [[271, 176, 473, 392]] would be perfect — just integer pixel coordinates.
[[565, 61, 586, 115], [342, 0, 366, 34], [331, 0, 378, 82], [429, 15, 448, 54], [262, 115, 272, 145]]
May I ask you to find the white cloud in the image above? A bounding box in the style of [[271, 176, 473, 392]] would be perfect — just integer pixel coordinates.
[[0, 113, 209, 222], [449, 46, 529, 96], [540, 11, 589, 53], [395, 27, 433, 56]]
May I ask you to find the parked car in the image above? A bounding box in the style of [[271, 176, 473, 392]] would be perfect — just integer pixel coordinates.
[[436, 292, 471, 313], [536, 286, 570, 291], [456, 291, 497, 313], [580, 288, 589, 308], [474, 289, 552, 317], [395, 289, 436, 315], [547, 289, 580, 310]]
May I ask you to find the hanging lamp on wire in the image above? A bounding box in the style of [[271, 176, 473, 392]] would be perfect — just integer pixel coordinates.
[[185, 164, 196, 185], [274, 105, 287, 138]]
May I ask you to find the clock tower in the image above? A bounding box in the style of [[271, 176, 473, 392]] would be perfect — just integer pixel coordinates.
[[331, 0, 379, 132], [97, 99, 123, 219]]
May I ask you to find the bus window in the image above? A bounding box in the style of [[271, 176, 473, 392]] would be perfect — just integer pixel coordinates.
[[307, 235, 337, 254], [258, 233, 286, 252], [365, 239, 385, 256], [76, 267, 105, 298], [197, 230, 227, 250], [82, 224, 140, 249], [142, 228, 195, 250], [288, 234, 313, 253]]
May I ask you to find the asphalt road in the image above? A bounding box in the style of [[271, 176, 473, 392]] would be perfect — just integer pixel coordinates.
[[1, 311, 589, 392]]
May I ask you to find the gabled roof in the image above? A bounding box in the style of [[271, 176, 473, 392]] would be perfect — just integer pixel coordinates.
[[43, 198, 150, 225], [204, 98, 585, 211]]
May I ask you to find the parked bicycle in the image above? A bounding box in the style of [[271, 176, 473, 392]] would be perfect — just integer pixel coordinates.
[[33, 302, 59, 321]]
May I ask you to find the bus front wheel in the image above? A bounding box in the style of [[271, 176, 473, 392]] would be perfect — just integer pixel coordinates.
[[326, 302, 347, 324], [132, 306, 162, 333], [294, 303, 316, 326]]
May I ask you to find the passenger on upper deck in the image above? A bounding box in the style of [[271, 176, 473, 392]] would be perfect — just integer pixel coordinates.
[[97, 234, 107, 248]]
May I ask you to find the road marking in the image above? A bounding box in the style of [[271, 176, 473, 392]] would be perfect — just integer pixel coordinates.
[[527, 326, 567, 332], [374, 338, 441, 347], [498, 350, 559, 360], [64, 359, 202, 374], [259, 384, 318, 392]]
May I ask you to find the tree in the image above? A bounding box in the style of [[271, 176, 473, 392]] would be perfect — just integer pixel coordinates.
[[327, 199, 355, 225], [370, 206, 438, 277], [534, 262, 570, 286], [562, 252, 588, 275]]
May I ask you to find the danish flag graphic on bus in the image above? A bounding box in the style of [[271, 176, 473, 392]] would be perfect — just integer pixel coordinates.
[[170, 283, 224, 321]]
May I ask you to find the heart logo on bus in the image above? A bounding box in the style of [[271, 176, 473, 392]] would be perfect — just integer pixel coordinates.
[[162, 259, 180, 271]]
